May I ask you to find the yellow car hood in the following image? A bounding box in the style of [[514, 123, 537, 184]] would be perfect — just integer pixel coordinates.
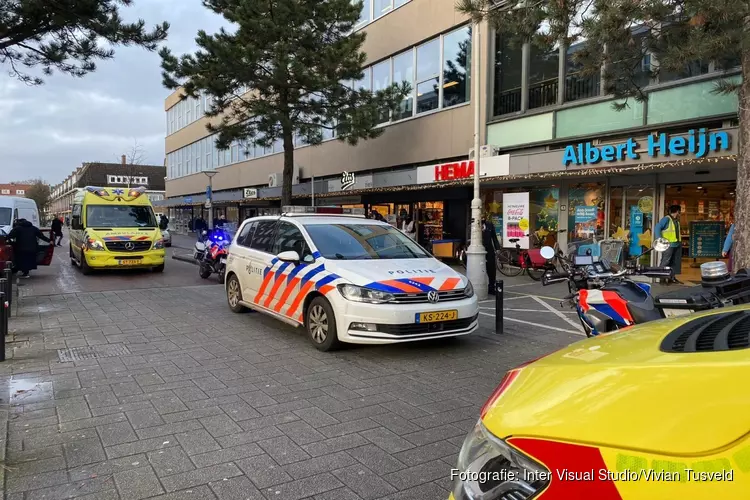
[[483, 306, 750, 456]]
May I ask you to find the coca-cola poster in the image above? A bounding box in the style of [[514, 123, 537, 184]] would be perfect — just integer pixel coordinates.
[[502, 192, 530, 249]]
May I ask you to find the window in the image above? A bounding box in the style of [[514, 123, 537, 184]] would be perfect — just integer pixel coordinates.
[[271, 222, 309, 257], [71, 204, 82, 229], [249, 220, 278, 253], [372, 60, 391, 124], [374, 0, 391, 19], [564, 41, 601, 102], [305, 223, 429, 260], [394, 0, 408, 6], [186, 146, 192, 173], [254, 137, 265, 158], [231, 143, 239, 162], [224, 148, 231, 165], [15, 190, 24, 195], [528, 38, 560, 110], [205, 139, 213, 169], [195, 95, 201, 119], [392, 50, 414, 120], [185, 97, 192, 123], [237, 221, 257, 247], [0, 189, 9, 194], [416, 39, 440, 114], [0, 208, 10, 226], [86, 205, 157, 228], [442, 26, 471, 108], [354, 67, 371, 92], [357, 0, 371, 26]]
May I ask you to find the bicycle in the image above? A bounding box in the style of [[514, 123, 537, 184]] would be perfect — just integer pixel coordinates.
[[497, 229, 567, 281]]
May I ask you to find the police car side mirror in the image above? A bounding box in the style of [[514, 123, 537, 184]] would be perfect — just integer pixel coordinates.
[[277, 250, 300, 263]]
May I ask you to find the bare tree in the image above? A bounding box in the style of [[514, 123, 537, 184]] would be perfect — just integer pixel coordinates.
[[126, 139, 146, 165]]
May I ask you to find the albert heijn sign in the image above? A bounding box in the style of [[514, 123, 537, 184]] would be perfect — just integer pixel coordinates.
[[416, 156, 510, 185]]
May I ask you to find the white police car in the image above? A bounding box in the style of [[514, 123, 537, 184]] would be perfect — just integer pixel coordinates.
[[224, 206, 479, 351]]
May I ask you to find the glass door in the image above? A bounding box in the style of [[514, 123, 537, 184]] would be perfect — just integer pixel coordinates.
[[608, 185, 655, 264]]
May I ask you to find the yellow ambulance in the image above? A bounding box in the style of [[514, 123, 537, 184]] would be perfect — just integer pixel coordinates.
[[69, 186, 166, 274]]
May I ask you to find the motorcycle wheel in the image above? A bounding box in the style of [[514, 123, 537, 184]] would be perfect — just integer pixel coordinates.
[[199, 263, 211, 279], [526, 266, 545, 281], [217, 266, 226, 284]]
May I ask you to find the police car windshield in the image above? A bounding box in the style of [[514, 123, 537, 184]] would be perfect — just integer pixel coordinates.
[[305, 223, 429, 260], [86, 205, 157, 228]]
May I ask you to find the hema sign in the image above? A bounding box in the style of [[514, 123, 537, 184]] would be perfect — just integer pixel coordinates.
[[563, 129, 732, 167]]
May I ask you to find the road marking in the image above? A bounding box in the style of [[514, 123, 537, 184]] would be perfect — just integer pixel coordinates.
[[479, 307, 577, 315], [505, 291, 565, 302], [532, 295, 583, 330], [479, 311, 584, 335], [479, 295, 527, 304]]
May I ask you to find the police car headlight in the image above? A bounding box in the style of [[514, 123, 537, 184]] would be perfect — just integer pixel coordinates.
[[86, 238, 105, 251], [451, 420, 549, 500], [337, 284, 393, 304], [463, 281, 474, 298]]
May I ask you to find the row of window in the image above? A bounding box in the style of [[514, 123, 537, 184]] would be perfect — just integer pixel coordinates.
[[494, 26, 739, 117], [107, 175, 149, 185], [236, 219, 312, 258], [355, 0, 410, 28], [0, 189, 24, 195], [167, 25, 472, 180]]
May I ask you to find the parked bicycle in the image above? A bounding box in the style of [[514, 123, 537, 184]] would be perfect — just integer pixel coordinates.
[[497, 229, 567, 281]]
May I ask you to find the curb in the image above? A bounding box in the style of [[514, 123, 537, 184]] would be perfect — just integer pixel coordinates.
[[171, 254, 198, 265]]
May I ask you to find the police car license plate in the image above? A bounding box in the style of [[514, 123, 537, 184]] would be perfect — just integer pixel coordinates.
[[416, 310, 458, 323], [119, 260, 140, 265]]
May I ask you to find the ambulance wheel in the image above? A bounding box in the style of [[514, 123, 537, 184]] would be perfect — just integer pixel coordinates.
[[69, 244, 76, 266], [80, 253, 92, 275], [226, 274, 247, 313], [305, 297, 341, 352], [152, 264, 165, 273]]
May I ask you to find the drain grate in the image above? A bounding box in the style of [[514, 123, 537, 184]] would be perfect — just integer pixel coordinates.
[[57, 344, 131, 363]]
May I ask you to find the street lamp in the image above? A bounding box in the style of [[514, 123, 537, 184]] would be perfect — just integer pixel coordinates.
[[203, 169, 218, 229], [465, 20, 489, 301]]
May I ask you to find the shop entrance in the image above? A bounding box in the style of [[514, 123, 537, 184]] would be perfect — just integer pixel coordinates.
[[663, 182, 735, 283], [608, 185, 655, 265]]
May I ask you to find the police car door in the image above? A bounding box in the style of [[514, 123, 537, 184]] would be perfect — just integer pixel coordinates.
[[230, 220, 257, 297], [265, 221, 314, 319], [245, 220, 279, 307]]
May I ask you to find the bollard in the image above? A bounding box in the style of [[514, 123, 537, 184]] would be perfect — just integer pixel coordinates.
[[0, 291, 6, 361], [1, 268, 11, 317], [495, 279, 504, 334]]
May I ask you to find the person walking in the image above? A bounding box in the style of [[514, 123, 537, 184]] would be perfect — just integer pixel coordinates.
[[51, 216, 63, 247], [654, 204, 683, 284], [723, 223, 735, 272], [8, 219, 51, 278], [481, 213, 501, 295], [401, 213, 416, 241]]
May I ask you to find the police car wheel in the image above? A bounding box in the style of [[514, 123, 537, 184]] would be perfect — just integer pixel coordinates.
[[306, 297, 341, 351], [226, 274, 247, 313]]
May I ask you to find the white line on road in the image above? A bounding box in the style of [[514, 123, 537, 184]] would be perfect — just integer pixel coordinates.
[[479, 312, 584, 335], [532, 295, 583, 330], [479, 307, 577, 314]]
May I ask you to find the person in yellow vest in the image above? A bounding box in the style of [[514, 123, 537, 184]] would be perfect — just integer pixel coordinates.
[[654, 204, 683, 284]]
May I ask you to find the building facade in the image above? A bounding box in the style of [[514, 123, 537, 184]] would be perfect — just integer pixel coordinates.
[[160, 0, 740, 281], [50, 156, 166, 220], [0, 183, 32, 197]]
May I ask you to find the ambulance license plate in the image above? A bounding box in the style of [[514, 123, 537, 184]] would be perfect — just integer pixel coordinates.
[[119, 260, 140, 265], [416, 310, 458, 323]]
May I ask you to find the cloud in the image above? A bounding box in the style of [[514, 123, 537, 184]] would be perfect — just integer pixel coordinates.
[[0, 0, 227, 185]]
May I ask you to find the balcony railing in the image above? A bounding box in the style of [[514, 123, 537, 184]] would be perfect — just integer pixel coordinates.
[[564, 72, 601, 102], [528, 78, 558, 109]]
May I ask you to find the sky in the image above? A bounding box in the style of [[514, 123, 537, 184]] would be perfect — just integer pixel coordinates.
[[0, 0, 226, 186]]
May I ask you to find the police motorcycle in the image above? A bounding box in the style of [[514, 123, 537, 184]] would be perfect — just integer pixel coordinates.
[[540, 239, 674, 336], [193, 226, 234, 284]]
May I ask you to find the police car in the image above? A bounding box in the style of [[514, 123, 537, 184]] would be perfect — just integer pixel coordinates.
[[224, 206, 479, 351]]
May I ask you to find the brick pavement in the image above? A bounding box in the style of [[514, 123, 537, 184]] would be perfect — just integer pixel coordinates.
[[1, 284, 579, 500]]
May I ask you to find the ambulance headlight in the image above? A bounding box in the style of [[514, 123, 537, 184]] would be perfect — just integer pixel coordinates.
[[337, 284, 394, 304], [86, 238, 105, 251], [153, 239, 164, 249]]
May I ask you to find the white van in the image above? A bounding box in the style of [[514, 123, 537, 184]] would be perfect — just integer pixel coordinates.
[[0, 197, 40, 235]]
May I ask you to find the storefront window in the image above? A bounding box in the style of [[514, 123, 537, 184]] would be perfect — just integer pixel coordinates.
[[442, 26, 471, 108], [417, 201, 443, 246], [483, 186, 560, 248], [494, 35, 523, 115], [568, 183, 605, 252], [609, 186, 654, 264]]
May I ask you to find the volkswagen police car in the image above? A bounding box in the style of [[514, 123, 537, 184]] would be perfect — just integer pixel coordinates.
[[224, 206, 479, 351]]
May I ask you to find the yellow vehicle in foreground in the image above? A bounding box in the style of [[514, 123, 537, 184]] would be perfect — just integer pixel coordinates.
[[449, 305, 750, 500], [69, 186, 166, 274]]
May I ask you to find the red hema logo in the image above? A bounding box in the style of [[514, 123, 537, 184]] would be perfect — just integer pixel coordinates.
[[434, 160, 475, 181]]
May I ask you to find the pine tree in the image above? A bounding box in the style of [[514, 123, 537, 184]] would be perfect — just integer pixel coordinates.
[[0, 0, 169, 85], [159, 0, 410, 207], [458, 0, 747, 270]]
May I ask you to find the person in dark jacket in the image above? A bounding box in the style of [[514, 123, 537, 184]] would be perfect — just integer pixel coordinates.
[[8, 219, 51, 278], [51, 217, 63, 246], [481, 214, 501, 295]]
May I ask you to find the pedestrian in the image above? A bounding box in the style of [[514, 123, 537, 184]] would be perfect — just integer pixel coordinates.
[[8, 219, 51, 278], [401, 213, 416, 241], [51, 216, 63, 247], [723, 223, 735, 272], [654, 204, 683, 284], [159, 214, 169, 230], [481, 213, 501, 295]]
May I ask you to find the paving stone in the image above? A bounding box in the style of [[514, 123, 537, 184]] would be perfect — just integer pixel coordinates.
[[138, 484, 214, 500], [331, 405, 389, 423], [263, 472, 343, 500], [148, 446, 196, 477], [319, 418, 381, 438], [97, 421, 138, 447], [383, 459, 449, 490], [68, 453, 148, 482], [63, 437, 107, 467], [369, 413, 423, 435], [135, 419, 203, 440], [59, 412, 128, 432], [346, 444, 407, 475], [393, 440, 459, 466], [25, 476, 116, 500], [216, 426, 283, 448], [85, 390, 120, 408], [276, 420, 326, 446], [302, 434, 370, 458], [161, 406, 223, 423], [105, 436, 178, 459], [239, 412, 300, 432], [283, 451, 356, 480], [359, 427, 415, 454], [57, 397, 92, 422], [113, 465, 165, 499], [176, 428, 222, 455], [401, 424, 465, 447], [293, 407, 339, 427], [314, 487, 364, 500], [220, 401, 261, 421], [190, 442, 264, 468], [332, 464, 397, 500], [209, 475, 265, 500], [160, 462, 243, 492], [236, 454, 293, 489], [6, 470, 68, 493], [152, 394, 189, 414], [257, 435, 310, 465], [200, 413, 243, 437], [126, 407, 165, 429]]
